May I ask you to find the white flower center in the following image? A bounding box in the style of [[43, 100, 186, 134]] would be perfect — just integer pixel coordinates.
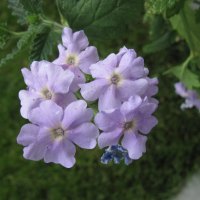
[[123, 121, 135, 131], [41, 88, 53, 100], [66, 54, 78, 66], [51, 128, 65, 140], [110, 74, 121, 85]]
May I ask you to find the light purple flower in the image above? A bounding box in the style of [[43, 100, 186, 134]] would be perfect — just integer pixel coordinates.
[[53, 28, 99, 91], [19, 61, 75, 119], [175, 82, 200, 110], [95, 95, 158, 160], [17, 100, 99, 168], [80, 49, 149, 111]]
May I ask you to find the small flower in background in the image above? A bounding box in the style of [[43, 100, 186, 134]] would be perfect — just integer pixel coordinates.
[[17, 100, 99, 168], [95, 95, 158, 160], [101, 145, 133, 165], [53, 28, 99, 91], [19, 61, 75, 119], [175, 82, 200, 111], [80, 49, 149, 111]]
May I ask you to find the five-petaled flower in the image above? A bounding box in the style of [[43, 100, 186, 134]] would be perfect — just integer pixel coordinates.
[[95, 96, 158, 160], [17, 100, 99, 168], [80, 49, 149, 111], [53, 27, 99, 91], [19, 61, 75, 119]]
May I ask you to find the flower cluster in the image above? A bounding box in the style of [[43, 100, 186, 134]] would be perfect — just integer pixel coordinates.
[[175, 82, 200, 111], [17, 27, 158, 168]]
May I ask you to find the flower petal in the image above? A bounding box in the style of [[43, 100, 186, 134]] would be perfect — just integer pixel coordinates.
[[79, 46, 99, 74], [47, 65, 74, 94], [69, 67, 85, 92], [30, 100, 63, 127], [120, 95, 142, 120], [95, 109, 123, 132], [138, 116, 158, 134], [23, 128, 51, 161], [72, 30, 89, 50], [79, 79, 108, 101], [55, 92, 77, 109], [44, 139, 76, 168], [68, 122, 99, 149], [122, 131, 147, 160], [98, 85, 121, 111], [90, 53, 117, 78], [98, 128, 122, 148], [62, 27, 73, 48], [62, 100, 93, 129], [118, 79, 148, 100], [19, 90, 40, 119], [17, 124, 39, 146], [21, 68, 34, 88]]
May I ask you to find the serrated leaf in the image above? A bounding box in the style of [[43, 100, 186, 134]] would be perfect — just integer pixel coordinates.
[[0, 26, 35, 67], [20, 0, 43, 14], [30, 26, 60, 61], [8, 0, 43, 25], [58, 0, 143, 40], [145, 0, 177, 15], [143, 31, 176, 54], [167, 65, 200, 89], [0, 24, 11, 49], [8, 0, 28, 25]]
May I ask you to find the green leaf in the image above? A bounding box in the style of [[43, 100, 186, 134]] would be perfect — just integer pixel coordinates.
[[30, 25, 60, 61], [170, 0, 200, 55], [143, 31, 176, 54], [0, 24, 10, 49], [145, 0, 177, 15], [58, 0, 143, 39], [167, 65, 200, 89], [8, 0, 28, 25], [0, 26, 36, 67], [8, 0, 43, 25], [20, 0, 43, 14]]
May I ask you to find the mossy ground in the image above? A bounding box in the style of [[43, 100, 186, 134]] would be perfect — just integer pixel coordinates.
[[0, 1, 200, 200]]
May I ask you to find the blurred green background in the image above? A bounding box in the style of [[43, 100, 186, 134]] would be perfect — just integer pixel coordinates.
[[0, 0, 200, 200]]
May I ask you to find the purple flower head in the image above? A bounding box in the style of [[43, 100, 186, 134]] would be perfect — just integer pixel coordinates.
[[53, 28, 99, 91], [80, 49, 149, 111], [175, 82, 200, 111], [19, 61, 75, 119], [17, 100, 99, 168], [95, 95, 158, 160]]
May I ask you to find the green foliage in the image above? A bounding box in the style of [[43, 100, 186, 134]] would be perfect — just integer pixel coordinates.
[[0, 26, 35, 67], [0, 24, 10, 49], [58, 0, 144, 39], [166, 63, 200, 89], [143, 31, 176, 54], [8, 0, 43, 25], [170, 0, 200, 55], [145, 0, 178, 14], [30, 25, 60, 61], [8, 0, 28, 25]]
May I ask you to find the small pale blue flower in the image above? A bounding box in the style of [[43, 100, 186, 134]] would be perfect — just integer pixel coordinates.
[[101, 145, 133, 165]]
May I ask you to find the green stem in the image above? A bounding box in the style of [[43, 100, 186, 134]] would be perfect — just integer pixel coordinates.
[[180, 54, 193, 79], [0, 26, 25, 37], [56, 0, 69, 26], [41, 18, 65, 29], [180, 9, 196, 55]]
